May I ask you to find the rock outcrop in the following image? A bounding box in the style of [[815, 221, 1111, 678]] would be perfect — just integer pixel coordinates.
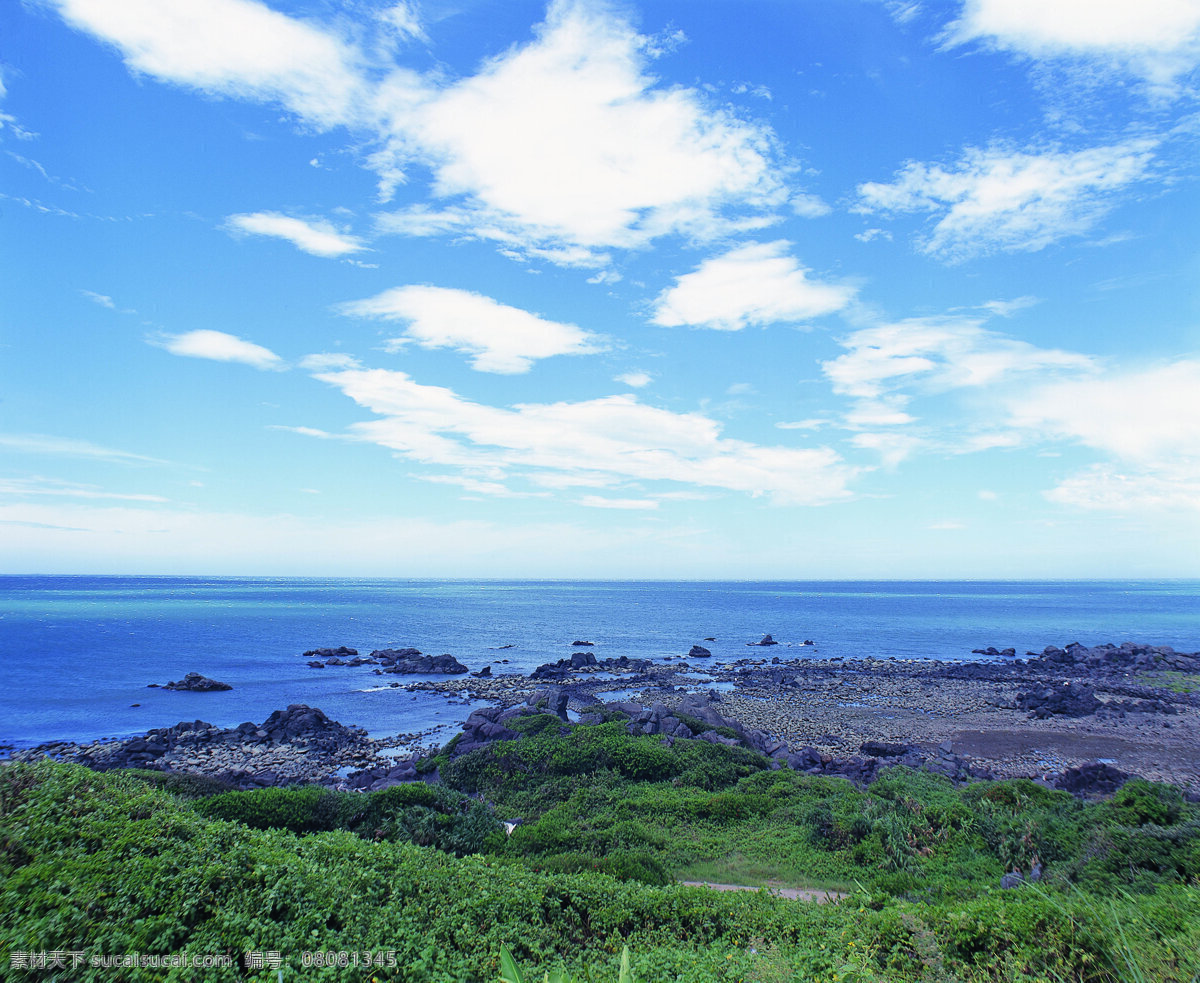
[[159, 672, 232, 692], [371, 650, 470, 674]]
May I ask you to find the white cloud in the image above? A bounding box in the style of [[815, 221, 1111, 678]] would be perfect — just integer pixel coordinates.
[[776, 419, 830, 431], [50, 0, 370, 128], [225, 212, 365, 257], [299, 352, 362, 372], [855, 140, 1156, 261], [578, 495, 659, 510], [587, 270, 623, 285], [979, 295, 1039, 317], [1006, 359, 1200, 464], [379, 2, 426, 44], [1045, 465, 1200, 512], [307, 366, 857, 505], [49, 0, 799, 267], [824, 316, 1094, 401], [850, 431, 922, 468], [0, 477, 168, 503], [0, 433, 168, 465], [854, 227, 893, 243], [947, 0, 1200, 86], [338, 285, 603, 374], [652, 241, 854, 330], [81, 289, 116, 308], [615, 371, 653, 388], [375, 0, 790, 262], [155, 329, 283, 370]]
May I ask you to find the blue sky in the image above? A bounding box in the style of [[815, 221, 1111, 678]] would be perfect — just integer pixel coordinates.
[[1, 0, 1198, 577]]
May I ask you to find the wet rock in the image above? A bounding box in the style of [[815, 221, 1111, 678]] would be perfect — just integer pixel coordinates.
[[162, 672, 232, 692], [377, 652, 469, 674], [688, 645, 712, 658], [303, 646, 358, 659]]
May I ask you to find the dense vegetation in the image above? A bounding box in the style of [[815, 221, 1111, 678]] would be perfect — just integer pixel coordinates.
[[2, 718, 1198, 981]]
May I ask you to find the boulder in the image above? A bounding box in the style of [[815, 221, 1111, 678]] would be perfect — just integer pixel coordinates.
[[688, 645, 712, 658], [162, 672, 232, 692], [377, 652, 469, 674], [1017, 680, 1101, 718]]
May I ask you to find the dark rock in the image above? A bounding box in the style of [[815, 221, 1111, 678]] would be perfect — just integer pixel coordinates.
[[1052, 762, 1132, 798], [377, 652, 469, 674], [302, 646, 358, 659], [1017, 680, 1101, 718], [860, 741, 910, 758], [748, 634, 779, 646], [571, 640, 594, 647], [1000, 871, 1025, 890], [528, 686, 569, 720], [472, 665, 492, 678], [688, 645, 712, 658], [162, 672, 232, 692]]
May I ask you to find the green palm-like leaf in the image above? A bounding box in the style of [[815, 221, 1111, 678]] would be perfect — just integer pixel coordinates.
[[498, 945, 526, 983]]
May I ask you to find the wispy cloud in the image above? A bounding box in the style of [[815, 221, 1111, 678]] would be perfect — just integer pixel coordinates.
[[225, 212, 365, 257], [0, 433, 169, 465], [578, 495, 659, 510], [306, 365, 858, 505], [81, 289, 116, 309], [652, 241, 854, 330], [153, 329, 284, 370], [855, 140, 1156, 261], [339, 285, 603, 374], [824, 316, 1094, 402], [0, 477, 168, 503], [1045, 465, 1200, 512]]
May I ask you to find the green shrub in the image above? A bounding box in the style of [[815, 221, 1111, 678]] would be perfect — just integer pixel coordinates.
[[1109, 779, 1184, 827], [195, 784, 354, 833]]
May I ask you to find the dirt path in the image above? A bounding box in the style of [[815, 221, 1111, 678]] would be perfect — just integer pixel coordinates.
[[680, 881, 846, 902]]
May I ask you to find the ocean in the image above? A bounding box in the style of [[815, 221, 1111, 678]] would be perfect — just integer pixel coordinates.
[[2, 577, 1198, 750]]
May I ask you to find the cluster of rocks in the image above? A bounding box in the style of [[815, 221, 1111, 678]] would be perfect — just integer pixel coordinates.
[[58, 705, 381, 788], [373, 650, 469, 675], [1016, 680, 1180, 719], [340, 685, 997, 794], [149, 672, 232, 692], [1016, 681, 1101, 718], [302, 645, 470, 675], [973, 641, 1200, 676], [530, 653, 652, 680]]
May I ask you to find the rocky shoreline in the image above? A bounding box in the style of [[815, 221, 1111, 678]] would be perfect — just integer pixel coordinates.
[[6, 640, 1198, 797]]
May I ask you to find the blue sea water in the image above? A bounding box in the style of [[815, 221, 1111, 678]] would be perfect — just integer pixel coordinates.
[[2, 577, 1198, 749]]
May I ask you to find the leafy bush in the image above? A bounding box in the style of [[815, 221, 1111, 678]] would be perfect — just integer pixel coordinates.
[[195, 784, 355, 833], [1109, 779, 1184, 827]]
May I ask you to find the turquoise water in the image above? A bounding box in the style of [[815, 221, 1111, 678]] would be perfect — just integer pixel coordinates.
[[2, 577, 1197, 747]]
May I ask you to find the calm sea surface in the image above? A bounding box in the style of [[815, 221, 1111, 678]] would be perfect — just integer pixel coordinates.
[[2, 577, 1197, 748]]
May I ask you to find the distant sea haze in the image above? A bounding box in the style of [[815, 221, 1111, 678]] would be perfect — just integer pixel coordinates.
[[3, 577, 1197, 748]]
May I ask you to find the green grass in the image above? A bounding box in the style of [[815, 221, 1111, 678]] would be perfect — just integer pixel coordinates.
[[1136, 670, 1200, 694], [4, 717, 1200, 982]]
